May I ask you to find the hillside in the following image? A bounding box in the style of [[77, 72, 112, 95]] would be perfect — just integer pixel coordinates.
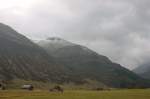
[[38, 37, 150, 88], [0, 23, 149, 88], [0, 23, 68, 82], [133, 62, 150, 79]]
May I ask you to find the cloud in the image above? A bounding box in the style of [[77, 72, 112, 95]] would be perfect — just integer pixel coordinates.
[[0, 0, 150, 69]]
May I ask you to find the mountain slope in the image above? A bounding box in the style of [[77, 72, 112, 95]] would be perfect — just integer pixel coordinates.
[[133, 62, 150, 79], [38, 37, 150, 88], [0, 23, 68, 82], [0, 23, 149, 88], [38, 37, 74, 55]]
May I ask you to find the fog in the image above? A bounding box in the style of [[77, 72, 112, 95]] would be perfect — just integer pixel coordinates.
[[0, 0, 150, 69]]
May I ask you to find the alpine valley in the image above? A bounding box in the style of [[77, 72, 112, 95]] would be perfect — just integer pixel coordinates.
[[0, 23, 149, 88]]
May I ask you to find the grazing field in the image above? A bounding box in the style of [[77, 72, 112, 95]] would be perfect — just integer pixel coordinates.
[[0, 89, 150, 99]]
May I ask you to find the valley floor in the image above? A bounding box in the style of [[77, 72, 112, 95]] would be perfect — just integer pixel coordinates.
[[0, 89, 150, 99]]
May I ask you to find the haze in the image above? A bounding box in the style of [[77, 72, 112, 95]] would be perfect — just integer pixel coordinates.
[[0, 0, 150, 69]]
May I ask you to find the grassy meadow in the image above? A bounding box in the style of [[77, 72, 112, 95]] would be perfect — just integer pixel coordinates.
[[0, 80, 150, 99], [0, 89, 150, 99]]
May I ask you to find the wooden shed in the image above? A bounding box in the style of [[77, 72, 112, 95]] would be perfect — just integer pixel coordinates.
[[21, 85, 34, 90]]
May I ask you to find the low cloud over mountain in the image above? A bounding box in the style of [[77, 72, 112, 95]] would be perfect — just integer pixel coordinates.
[[0, 0, 150, 69]]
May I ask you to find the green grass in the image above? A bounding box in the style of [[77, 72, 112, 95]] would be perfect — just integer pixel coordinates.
[[0, 89, 150, 99]]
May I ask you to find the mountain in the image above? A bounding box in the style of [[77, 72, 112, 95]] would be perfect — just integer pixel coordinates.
[[38, 37, 150, 88], [0, 23, 68, 82], [133, 62, 150, 79], [38, 37, 74, 55], [0, 22, 149, 88]]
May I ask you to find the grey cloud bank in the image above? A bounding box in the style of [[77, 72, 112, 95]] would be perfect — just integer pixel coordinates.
[[0, 0, 150, 69]]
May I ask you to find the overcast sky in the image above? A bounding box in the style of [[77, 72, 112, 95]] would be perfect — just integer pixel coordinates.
[[0, 0, 150, 69]]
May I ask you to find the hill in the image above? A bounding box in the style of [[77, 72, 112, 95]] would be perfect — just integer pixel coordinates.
[[133, 62, 150, 79], [38, 37, 150, 88], [0, 23, 149, 88], [0, 23, 68, 82]]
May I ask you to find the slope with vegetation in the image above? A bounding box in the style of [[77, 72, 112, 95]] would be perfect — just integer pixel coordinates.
[[0, 23, 149, 88], [133, 62, 150, 79], [0, 23, 68, 82], [38, 37, 150, 88]]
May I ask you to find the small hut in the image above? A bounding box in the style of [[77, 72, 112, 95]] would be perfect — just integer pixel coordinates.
[[21, 85, 34, 91]]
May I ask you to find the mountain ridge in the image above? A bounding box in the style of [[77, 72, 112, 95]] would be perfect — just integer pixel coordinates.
[[0, 23, 149, 88], [133, 62, 150, 79], [37, 37, 150, 88], [0, 23, 69, 82]]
